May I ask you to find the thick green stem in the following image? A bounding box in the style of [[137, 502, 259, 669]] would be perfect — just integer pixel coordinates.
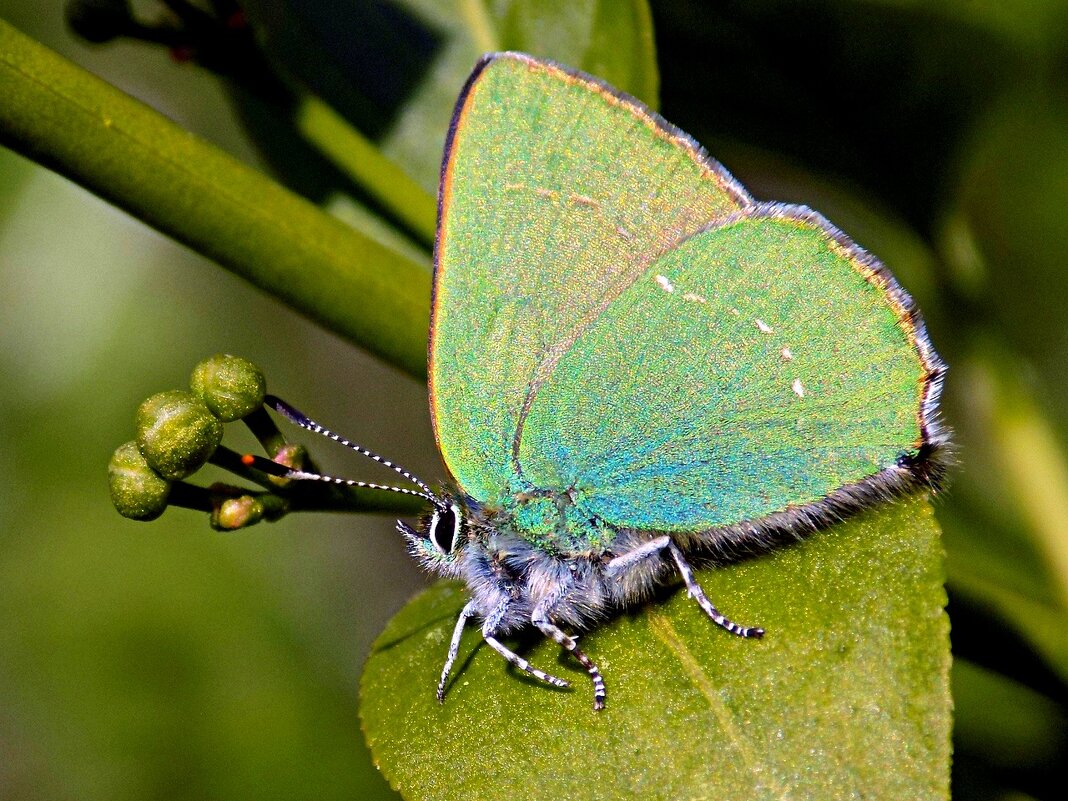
[[0, 20, 430, 379]]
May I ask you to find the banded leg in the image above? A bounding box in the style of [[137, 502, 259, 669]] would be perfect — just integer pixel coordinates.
[[532, 606, 607, 711], [437, 600, 477, 703], [479, 597, 569, 689], [607, 536, 764, 639], [481, 631, 571, 689], [667, 540, 764, 638]]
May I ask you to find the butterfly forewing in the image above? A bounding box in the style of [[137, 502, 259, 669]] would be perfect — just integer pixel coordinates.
[[432, 52, 750, 505]]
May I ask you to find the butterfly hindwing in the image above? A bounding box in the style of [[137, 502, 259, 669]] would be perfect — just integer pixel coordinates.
[[515, 205, 944, 533]]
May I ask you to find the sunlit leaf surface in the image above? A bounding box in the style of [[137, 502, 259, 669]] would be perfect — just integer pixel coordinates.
[[363, 497, 949, 801]]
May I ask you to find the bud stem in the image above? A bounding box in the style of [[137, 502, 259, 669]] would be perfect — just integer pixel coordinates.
[[242, 407, 289, 459]]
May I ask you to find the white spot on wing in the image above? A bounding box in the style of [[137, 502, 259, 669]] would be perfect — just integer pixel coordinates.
[[792, 378, 806, 398], [682, 292, 706, 303], [755, 318, 774, 334], [655, 274, 675, 293], [781, 347, 794, 361]]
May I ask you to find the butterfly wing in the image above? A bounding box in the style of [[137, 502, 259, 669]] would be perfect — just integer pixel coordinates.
[[432, 53, 750, 504], [515, 205, 946, 533]]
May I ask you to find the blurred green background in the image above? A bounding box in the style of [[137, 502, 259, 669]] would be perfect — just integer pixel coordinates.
[[1, 1, 1066, 800]]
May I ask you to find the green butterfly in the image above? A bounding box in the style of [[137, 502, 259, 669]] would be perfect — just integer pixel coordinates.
[[273, 52, 946, 710]]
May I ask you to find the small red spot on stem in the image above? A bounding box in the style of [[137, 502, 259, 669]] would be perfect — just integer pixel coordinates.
[[169, 45, 195, 63], [241, 453, 256, 466]]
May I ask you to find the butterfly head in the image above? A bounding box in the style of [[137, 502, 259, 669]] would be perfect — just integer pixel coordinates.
[[255, 397, 475, 579], [397, 500, 467, 578]]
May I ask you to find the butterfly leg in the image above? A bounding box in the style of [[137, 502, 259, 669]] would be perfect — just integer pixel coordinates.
[[480, 600, 570, 690], [605, 535, 673, 576], [666, 539, 764, 639], [532, 605, 607, 711], [608, 537, 764, 639], [481, 634, 571, 690], [437, 600, 477, 703]]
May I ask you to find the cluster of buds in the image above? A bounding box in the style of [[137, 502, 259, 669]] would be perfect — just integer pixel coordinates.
[[108, 354, 309, 530]]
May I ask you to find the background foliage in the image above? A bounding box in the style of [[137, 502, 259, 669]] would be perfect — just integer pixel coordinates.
[[0, 1, 1066, 799]]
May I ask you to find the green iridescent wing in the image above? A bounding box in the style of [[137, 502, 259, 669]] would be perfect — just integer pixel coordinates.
[[432, 54, 944, 532], [515, 206, 945, 531], [432, 52, 750, 505]]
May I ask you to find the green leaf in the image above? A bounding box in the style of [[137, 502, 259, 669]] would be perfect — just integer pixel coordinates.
[[374, 0, 660, 193], [495, 0, 660, 105], [361, 496, 950, 800], [0, 19, 429, 379], [931, 86, 1068, 682], [941, 88, 1068, 420], [952, 657, 1068, 770], [938, 348, 1068, 682]]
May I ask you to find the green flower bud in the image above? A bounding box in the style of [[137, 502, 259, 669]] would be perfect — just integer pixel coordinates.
[[108, 441, 171, 520], [136, 390, 223, 480], [190, 354, 267, 422]]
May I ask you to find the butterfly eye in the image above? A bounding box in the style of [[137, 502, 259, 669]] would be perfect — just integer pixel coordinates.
[[428, 504, 462, 554]]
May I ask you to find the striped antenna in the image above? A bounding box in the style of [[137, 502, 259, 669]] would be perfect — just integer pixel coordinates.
[[241, 453, 438, 504], [263, 395, 443, 506]]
